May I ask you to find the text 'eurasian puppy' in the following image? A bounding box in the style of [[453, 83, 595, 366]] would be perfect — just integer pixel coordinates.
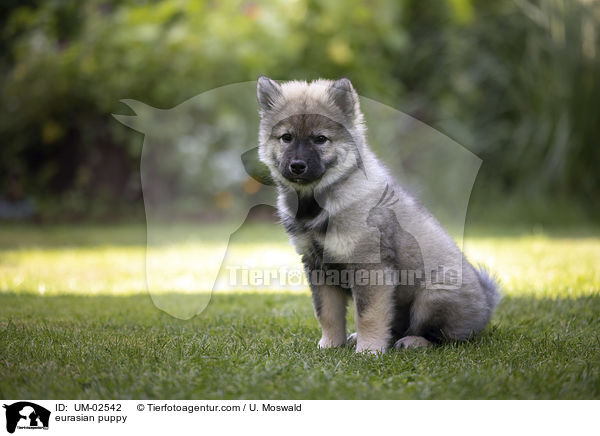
[[257, 76, 500, 353]]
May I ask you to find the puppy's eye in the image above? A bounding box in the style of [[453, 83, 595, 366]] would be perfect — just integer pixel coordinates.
[[314, 135, 328, 145], [280, 133, 293, 143]]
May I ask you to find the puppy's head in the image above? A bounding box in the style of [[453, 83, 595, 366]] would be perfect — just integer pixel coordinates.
[[256, 77, 365, 192]]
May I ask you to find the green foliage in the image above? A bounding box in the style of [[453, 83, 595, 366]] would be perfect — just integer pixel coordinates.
[[0, 0, 599, 219]]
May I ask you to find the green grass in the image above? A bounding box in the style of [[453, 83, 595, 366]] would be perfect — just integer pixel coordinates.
[[1, 223, 599, 399]]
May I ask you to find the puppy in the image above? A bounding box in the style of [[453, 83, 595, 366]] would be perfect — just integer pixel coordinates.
[[256, 76, 500, 353]]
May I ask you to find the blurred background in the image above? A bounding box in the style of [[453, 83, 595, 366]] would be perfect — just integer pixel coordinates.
[[0, 0, 599, 225]]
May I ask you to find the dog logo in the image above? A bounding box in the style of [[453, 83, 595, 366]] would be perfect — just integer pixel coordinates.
[[113, 81, 482, 319], [3, 402, 50, 433]]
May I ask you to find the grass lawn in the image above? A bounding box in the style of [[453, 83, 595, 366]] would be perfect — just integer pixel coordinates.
[[0, 222, 599, 399]]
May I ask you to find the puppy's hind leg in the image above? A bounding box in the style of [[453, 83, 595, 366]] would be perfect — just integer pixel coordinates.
[[393, 336, 432, 349], [312, 285, 349, 348], [396, 290, 452, 349]]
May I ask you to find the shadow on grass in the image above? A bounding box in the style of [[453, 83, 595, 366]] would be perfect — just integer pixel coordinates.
[[1, 217, 599, 252], [0, 207, 288, 250]]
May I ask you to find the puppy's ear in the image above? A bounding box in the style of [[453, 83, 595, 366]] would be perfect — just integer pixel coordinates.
[[257, 76, 282, 113], [328, 78, 359, 120]]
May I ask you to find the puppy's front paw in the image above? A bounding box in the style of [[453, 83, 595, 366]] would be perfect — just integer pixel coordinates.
[[356, 345, 387, 355], [318, 335, 345, 349], [356, 338, 388, 355], [393, 336, 432, 349]]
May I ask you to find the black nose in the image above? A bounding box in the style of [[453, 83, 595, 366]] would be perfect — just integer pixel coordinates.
[[289, 160, 307, 175]]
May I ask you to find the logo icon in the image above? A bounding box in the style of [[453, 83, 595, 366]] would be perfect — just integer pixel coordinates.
[[3, 402, 50, 434], [113, 81, 481, 319]]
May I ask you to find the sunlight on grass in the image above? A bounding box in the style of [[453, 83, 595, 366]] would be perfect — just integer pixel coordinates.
[[464, 235, 600, 298], [0, 224, 598, 300]]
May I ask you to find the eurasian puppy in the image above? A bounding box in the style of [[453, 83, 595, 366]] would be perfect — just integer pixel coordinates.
[[256, 76, 500, 353]]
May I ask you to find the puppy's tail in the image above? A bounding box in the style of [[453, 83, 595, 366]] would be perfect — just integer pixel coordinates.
[[476, 265, 502, 314]]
